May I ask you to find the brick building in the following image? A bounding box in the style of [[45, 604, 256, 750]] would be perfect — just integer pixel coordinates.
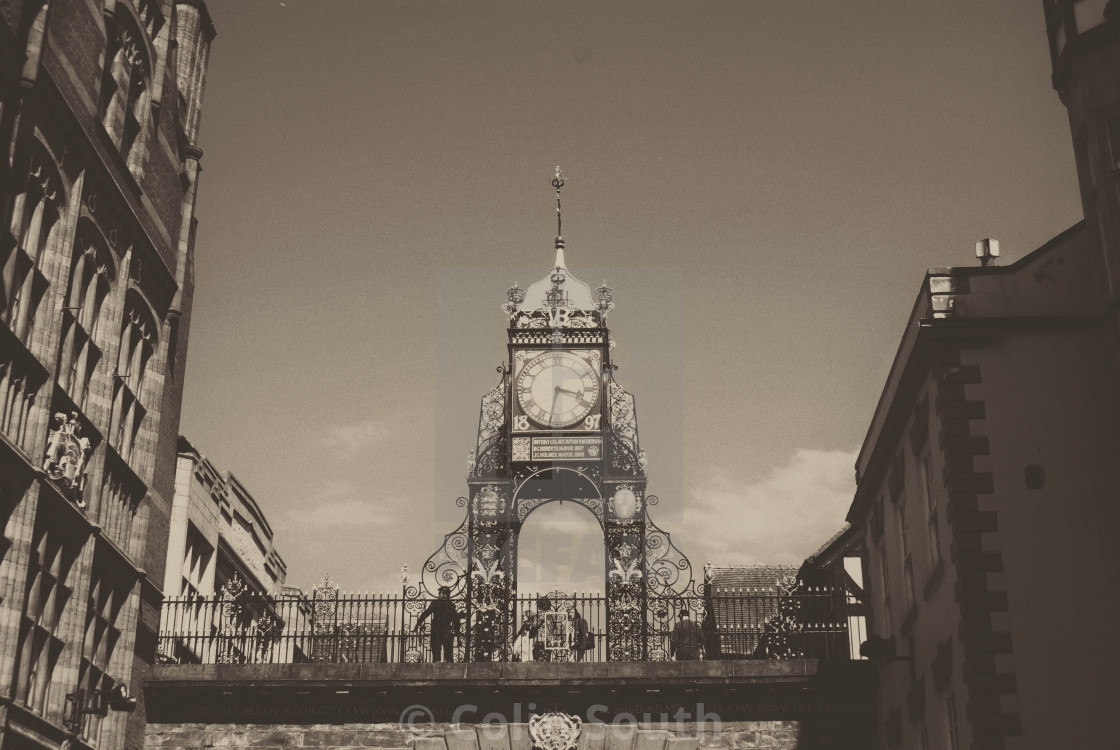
[[0, 2, 214, 749], [844, 3, 1120, 748]]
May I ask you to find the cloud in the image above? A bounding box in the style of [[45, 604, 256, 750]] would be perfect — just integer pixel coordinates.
[[320, 421, 390, 458], [282, 480, 402, 529], [681, 448, 858, 567]]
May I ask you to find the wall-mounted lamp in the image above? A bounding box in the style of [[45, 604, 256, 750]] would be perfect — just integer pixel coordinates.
[[64, 684, 136, 733]]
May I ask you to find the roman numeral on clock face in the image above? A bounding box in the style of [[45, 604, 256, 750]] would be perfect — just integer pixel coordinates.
[[513, 350, 603, 428]]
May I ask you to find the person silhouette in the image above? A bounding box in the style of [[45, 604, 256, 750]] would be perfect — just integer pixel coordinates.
[[415, 586, 461, 662]]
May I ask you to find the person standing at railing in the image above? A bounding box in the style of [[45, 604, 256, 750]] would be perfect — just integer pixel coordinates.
[[570, 609, 592, 662], [414, 586, 462, 663], [514, 595, 552, 661], [670, 610, 702, 661]]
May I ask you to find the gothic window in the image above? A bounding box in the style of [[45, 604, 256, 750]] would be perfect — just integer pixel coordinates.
[[0, 476, 24, 587], [78, 558, 130, 742], [57, 222, 115, 412], [2, 141, 63, 347], [97, 466, 143, 554], [109, 292, 156, 463], [920, 456, 942, 569], [0, 353, 45, 448], [99, 10, 152, 172], [15, 518, 78, 717], [136, 0, 165, 38]]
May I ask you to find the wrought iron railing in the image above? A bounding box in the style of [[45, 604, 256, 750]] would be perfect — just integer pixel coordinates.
[[157, 586, 862, 665]]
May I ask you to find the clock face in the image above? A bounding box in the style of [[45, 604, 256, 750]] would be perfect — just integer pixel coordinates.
[[516, 351, 601, 428]]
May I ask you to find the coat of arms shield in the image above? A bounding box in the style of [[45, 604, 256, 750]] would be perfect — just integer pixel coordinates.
[[528, 712, 582, 750]]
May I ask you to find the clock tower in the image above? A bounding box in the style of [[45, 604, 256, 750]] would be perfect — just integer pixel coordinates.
[[416, 169, 694, 663]]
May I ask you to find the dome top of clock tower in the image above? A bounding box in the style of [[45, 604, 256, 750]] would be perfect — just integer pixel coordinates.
[[521, 239, 597, 311]]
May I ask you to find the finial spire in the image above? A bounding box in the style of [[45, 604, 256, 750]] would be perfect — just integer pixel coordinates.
[[551, 166, 566, 259]]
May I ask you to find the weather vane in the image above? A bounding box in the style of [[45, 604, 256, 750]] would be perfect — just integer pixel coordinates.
[[552, 166, 565, 240]]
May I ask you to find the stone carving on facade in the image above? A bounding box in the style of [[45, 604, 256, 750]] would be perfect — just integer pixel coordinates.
[[529, 712, 582, 750], [43, 412, 92, 504], [226, 518, 270, 589]]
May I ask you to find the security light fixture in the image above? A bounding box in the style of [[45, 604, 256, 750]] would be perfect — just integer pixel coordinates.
[[976, 238, 1000, 266], [63, 684, 136, 733]]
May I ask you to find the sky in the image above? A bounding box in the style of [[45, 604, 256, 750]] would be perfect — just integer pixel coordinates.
[[181, 1, 1082, 595]]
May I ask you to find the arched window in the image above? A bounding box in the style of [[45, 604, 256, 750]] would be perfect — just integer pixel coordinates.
[[78, 554, 132, 741], [15, 517, 79, 716], [2, 140, 63, 346], [58, 220, 116, 412], [99, 9, 152, 172], [109, 291, 157, 462]]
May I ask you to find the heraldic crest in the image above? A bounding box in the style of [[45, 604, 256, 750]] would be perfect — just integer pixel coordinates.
[[528, 712, 582, 750]]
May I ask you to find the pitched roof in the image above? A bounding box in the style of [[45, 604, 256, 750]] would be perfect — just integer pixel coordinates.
[[707, 564, 799, 592]]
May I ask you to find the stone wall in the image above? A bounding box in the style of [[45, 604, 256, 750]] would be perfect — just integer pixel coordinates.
[[142, 661, 875, 750], [146, 720, 825, 750]]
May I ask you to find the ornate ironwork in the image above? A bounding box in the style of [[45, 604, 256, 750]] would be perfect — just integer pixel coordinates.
[[515, 496, 603, 523], [644, 508, 695, 597], [502, 282, 526, 314], [468, 498, 515, 661], [605, 521, 646, 661], [552, 166, 565, 239], [310, 574, 339, 662], [471, 368, 509, 477], [216, 576, 254, 664], [595, 282, 614, 317], [158, 585, 857, 665], [510, 308, 602, 328], [756, 575, 807, 660], [408, 510, 469, 600], [608, 382, 642, 475]]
